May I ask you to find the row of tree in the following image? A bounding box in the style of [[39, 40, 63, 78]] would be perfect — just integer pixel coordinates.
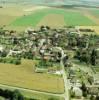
[[75, 49, 97, 66], [0, 89, 24, 100]]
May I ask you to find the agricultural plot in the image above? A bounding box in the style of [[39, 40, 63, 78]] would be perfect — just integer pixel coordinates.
[[78, 26, 99, 35], [37, 14, 65, 28], [10, 8, 96, 28], [90, 9, 99, 18], [0, 6, 26, 26], [82, 8, 99, 25], [0, 59, 64, 94]]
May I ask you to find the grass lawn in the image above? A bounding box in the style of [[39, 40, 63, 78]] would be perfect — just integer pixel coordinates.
[[93, 66, 99, 72], [21, 91, 64, 100], [0, 96, 5, 100], [11, 8, 96, 27], [0, 59, 64, 94]]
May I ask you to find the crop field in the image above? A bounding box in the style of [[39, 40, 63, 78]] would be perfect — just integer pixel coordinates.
[[90, 9, 99, 18], [82, 8, 99, 26], [78, 26, 99, 35], [0, 59, 64, 94], [11, 8, 96, 28], [0, 6, 99, 32], [37, 14, 65, 28], [0, 6, 26, 27]]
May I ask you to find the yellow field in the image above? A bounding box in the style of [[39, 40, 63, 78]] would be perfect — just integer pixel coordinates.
[[0, 59, 64, 93], [0, 5, 46, 27], [37, 14, 65, 28], [0, 6, 24, 26], [78, 26, 99, 34]]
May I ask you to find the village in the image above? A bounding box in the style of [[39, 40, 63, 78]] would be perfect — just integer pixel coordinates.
[[0, 26, 99, 100]]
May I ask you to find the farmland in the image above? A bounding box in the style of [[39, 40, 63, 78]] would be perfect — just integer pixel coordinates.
[[90, 9, 99, 18], [0, 6, 26, 26], [11, 8, 96, 27], [0, 59, 64, 94], [0, 5, 99, 31], [77, 26, 99, 35], [0, 4, 99, 100], [37, 14, 65, 28]]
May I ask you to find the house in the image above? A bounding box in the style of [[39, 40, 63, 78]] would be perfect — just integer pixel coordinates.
[[0, 45, 4, 52], [7, 50, 22, 57], [25, 27, 34, 34], [71, 86, 83, 98], [88, 87, 99, 95], [96, 48, 99, 58], [52, 47, 64, 59], [43, 53, 54, 61]]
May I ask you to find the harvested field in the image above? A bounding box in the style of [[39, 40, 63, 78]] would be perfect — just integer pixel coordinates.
[[0, 59, 64, 93], [37, 14, 65, 28], [78, 26, 99, 35]]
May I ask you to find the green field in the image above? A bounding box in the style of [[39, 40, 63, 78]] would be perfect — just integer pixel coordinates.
[[11, 8, 96, 27], [90, 9, 99, 17]]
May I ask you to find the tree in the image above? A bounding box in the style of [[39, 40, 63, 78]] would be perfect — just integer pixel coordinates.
[[4, 89, 12, 98], [81, 82, 87, 97], [46, 26, 50, 30], [40, 26, 45, 31], [48, 97, 59, 100], [12, 90, 24, 100], [68, 37, 77, 47], [96, 94, 99, 100], [0, 89, 4, 96], [1, 51, 7, 57], [88, 76, 94, 85], [90, 95, 95, 100], [77, 49, 90, 64], [90, 49, 97, 66]]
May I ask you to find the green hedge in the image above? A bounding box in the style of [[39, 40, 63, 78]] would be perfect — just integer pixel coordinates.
[[0, 57, 21, 65]]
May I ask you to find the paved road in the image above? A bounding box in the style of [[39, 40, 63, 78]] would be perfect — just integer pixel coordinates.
[[61, 61, 69, 100], [61, 48, 69, 100]]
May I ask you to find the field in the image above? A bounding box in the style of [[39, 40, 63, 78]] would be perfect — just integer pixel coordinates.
[[0, 6, 26, 26], [10, 8, 96, 27], [0, 59, 64, 94], [37, 14, 65, 28], [77, 26, 99, 35], [0, 6, 99, 32], [90, 9, 99, 18], [0, 85, 64, 100]]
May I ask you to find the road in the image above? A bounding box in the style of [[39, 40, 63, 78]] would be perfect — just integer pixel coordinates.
[[60, 61, 69, 100], [61, 49, 69, 100]]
